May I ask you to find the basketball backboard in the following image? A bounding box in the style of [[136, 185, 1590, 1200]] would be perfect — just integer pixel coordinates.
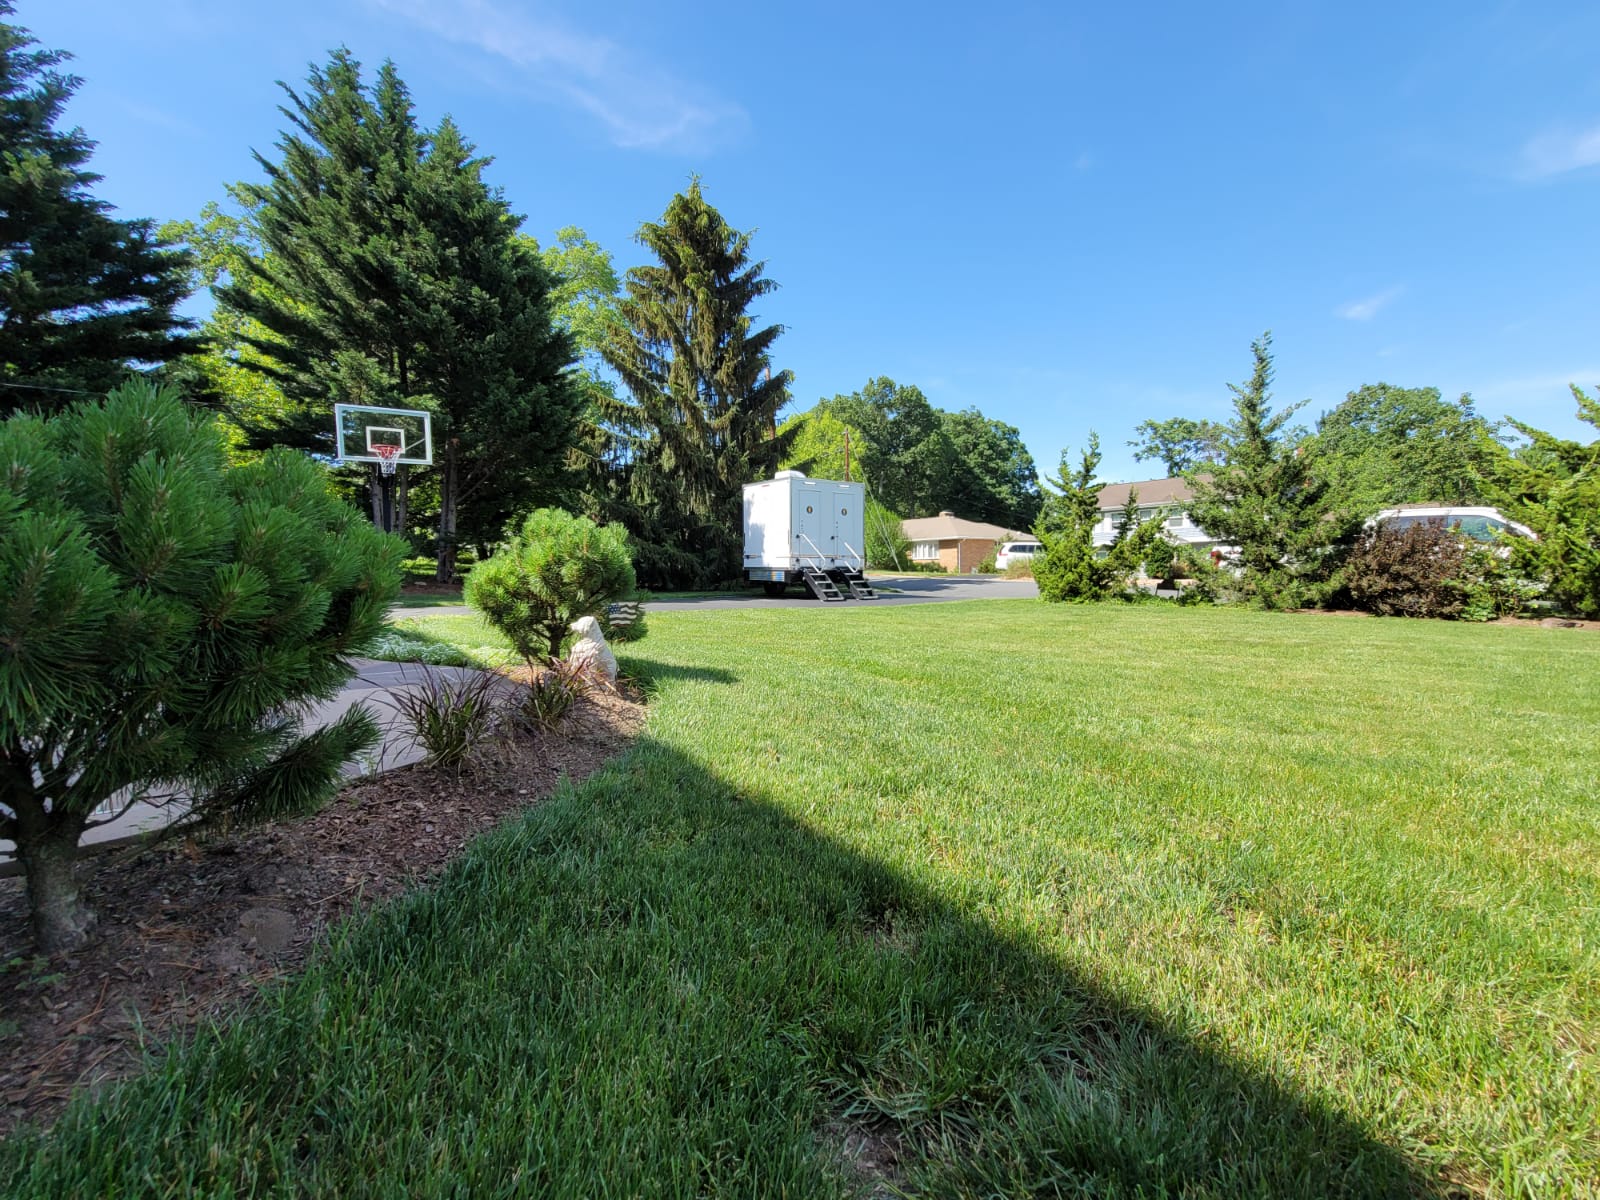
[[332, 404, 433, 466]]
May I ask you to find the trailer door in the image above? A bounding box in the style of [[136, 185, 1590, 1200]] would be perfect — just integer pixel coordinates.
[[796, 486, 827, 562]]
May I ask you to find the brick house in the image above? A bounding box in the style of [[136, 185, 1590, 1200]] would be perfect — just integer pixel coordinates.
[[901, 511, 1018, 573]]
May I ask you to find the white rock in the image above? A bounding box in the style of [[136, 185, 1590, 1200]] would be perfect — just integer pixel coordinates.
[[567, 614, 617, 682]]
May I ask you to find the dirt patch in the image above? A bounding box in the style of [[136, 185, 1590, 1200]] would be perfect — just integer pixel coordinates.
[[0, 691, 643, 1138], [819, 1115, 908, 1197]]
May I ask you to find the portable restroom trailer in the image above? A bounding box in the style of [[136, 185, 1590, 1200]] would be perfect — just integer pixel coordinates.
[[742, 471, 877, 601]]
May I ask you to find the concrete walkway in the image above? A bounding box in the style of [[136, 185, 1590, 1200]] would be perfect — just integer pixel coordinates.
[[4, 576, 1037, 867], [0, 661, 482, 867]]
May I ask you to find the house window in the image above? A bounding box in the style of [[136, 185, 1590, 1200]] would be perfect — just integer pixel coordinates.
[[911, 541, 939, 560], [1167, 513, 1187, 529]]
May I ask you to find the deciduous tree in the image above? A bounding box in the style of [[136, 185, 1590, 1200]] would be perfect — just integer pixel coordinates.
[[1314, 384, 1506, 513], [1129, 417, 1227, 475]]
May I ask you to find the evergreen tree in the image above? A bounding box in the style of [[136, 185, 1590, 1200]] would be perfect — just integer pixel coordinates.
[[215, 51, 580, 579], [1034, 433, 1113, 603], [0, 382, 401, 951], [600, 181, 793, 588], [0, 6, 198, 411], [1105, 488, 1172, 583], [1186, 334, 1347, 606], [1494, 386, 1600, 617]]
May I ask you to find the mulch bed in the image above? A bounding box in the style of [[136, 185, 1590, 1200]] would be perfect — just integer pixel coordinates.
[[0, 691, 644, 1139]]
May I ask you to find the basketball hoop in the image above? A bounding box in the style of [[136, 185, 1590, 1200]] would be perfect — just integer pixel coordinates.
[[373, 443, 401, 477]]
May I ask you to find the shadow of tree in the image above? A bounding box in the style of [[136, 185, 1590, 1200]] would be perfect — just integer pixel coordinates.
[[1, 737, 1444, 1197], [621, 656, 739, 692]]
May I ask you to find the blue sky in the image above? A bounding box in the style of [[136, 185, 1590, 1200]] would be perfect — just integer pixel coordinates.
[[30, 0, 1600, 482]]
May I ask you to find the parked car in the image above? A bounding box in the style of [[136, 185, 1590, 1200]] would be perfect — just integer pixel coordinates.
[[1370, 505, 1535, 543], [995, 540, 1043, 569]]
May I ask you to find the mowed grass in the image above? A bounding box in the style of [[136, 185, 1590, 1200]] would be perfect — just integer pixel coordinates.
[[4, 603, 1597, 1197]]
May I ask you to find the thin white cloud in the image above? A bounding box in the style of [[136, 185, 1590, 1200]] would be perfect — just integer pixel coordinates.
[[1336, 286, 1403, 322], [368, 0, 747, 153], [1474, 368, 1600, 400], [115, 98, 204, 136], [1519, 122, 1600, 179]]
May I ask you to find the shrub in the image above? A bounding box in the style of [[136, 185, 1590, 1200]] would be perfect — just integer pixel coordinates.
[[366, 629, 480, 667], [516, 660, 590, 732], [388, 670, 506, 772], [976, 552, 998, 574], [865, 499, 911, 570], [0, 382, 402, 951], [465, 508, 637, 664], [1002, 559, 1035, 580], [1344, 521, 1471, 618], [1171, 546, 1239, 606]]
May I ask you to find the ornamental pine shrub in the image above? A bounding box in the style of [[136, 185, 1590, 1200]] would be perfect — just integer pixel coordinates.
[[0, 382, 402, 951], [465, 508, 637, 664]]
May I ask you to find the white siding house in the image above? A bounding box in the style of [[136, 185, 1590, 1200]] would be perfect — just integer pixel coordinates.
[[1093, 476, 1220, 552]]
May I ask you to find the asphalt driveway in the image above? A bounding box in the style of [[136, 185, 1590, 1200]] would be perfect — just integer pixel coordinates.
[[393, 573, 1038, 619]]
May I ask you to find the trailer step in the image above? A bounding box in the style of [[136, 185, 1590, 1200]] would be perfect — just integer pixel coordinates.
[[841, 569, 877, 600], [800, 566, 847, 602]]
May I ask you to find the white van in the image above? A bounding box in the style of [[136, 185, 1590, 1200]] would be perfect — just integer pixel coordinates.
[[995, 540, 1042, 570]]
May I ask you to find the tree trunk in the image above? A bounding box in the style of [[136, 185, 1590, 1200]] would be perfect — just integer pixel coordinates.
[[13, 802, 94, 954], [435, 437, 458, 583], [369, 463, 384, 531], [395, 465, 409, 542]]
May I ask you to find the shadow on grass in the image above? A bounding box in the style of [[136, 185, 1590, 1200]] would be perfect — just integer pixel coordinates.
[[622, 657, 739, 692], [0, 737, 1442, 1198]]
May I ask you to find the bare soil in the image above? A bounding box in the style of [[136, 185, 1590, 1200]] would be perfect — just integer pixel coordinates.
[[0, 691, 643, 1138]]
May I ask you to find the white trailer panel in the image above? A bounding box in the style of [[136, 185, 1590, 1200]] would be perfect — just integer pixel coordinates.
[[743, 472, 866, 576]]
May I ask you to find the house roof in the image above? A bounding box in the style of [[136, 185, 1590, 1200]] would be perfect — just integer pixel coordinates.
[[1095, 475, 1203, 510], [901, 511, 1016, 541]]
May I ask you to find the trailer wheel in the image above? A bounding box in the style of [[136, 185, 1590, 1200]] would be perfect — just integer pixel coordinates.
[[761, 580, 787, 597]]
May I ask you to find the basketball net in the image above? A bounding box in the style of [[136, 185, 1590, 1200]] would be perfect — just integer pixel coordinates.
[[374, 444, 401, 477]]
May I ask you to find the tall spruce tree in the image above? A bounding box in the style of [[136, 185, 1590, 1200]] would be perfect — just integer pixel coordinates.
[[600, 181, 793, 588], [1186, 334, 1347, 606], [0, 6, 198, 411], [216, 51, 580, 579]]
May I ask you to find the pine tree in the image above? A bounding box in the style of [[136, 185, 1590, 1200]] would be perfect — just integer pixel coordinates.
[[1186, 334, 1346, 606], [216, 52, 580, 579], [600, 181, 793, 588], [0, 5, 198, 411], [0, 382, 401, 952]]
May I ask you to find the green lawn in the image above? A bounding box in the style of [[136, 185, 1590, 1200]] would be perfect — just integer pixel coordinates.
[[5, 603, 1597, 1197], [392, 590, 465, 608]]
